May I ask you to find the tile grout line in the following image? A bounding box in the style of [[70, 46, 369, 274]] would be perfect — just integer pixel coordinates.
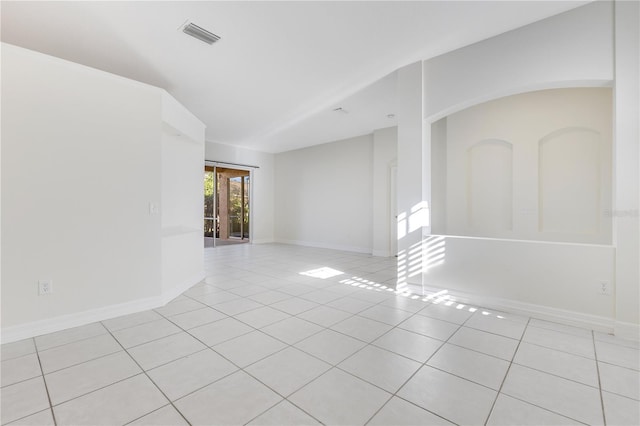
[[32, 337, 58, 426], [482, 316, 530, 426], [593, 329, 608, 425], [102, 327, 194, 426]]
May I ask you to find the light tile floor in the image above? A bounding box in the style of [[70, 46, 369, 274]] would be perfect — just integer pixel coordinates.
[[2, 244, 639, 425]]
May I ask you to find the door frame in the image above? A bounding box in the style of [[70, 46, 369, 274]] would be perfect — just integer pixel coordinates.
[[205, 160, 255, 247]]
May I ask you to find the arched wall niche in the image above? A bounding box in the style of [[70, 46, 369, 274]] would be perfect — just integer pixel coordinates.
[[431, 87, 612, 245]]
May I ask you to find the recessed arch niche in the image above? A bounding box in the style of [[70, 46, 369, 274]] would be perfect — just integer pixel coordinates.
[[431, 87, 612, 244]]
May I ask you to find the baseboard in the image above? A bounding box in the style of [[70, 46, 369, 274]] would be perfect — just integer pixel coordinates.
[[1, 274, 205, 345], [614, 321, 640, 341], [1, 295, 163, 344], [371, 249, 392, 258], [417, 284, 616, 334], [274, 238, 372, 255], [251, 238, 275, 244], [162, 273, 205, 305]]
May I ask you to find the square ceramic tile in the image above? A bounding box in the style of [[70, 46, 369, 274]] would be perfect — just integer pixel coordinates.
[[368, 396, 453, 425], [297, 305, 353, 327], [276, 284, 316, 297], [168, 307, 227, 330], [235, 306, 291, 329], [129, 405, 189, 425], [248, 290, 292, 305], [464, 313, 526, 339], [174, 371, 282, 425], [112, 318, 182, 348], [53, 374, 167, 425], [213, 330, 287, 368], [289, 368, 391, 426], [513, 342, 599, 387], [397, 365, 497, 425], [378, 296, 429, 313], [594, 332, 640, 350], [147, 349, 237, 401], [38, 334, 122, 373], [44, 351, 141, 405], [1, 353, 42, 387], [299, 289, 343, 304], [339, 345, 421, 393], [372, 328, 443, 362], [326, 296, 374, 314], [522, 326, 595, 359], [449, 326, 519, 361], [102, 310, 162, 332], [213, 298, 264, 316], [501, 364, 603, 425], [261, 317, 324, 345], [349, 290, 392, 304], [602, 391, 640, 426], [598, 362, 640, 400], [5, 408, 55, 426], [295, 329, 366, 365], [528, 318, 592, 338], [183, 283, 220, 297], [246, 347, 331, 396], [0, 377, 50, 425], [428, 343, 510, 390], [247, 400, 321, 425], [398, 315, 459, 341], [270, 297, 319, 316], [34, 322, 107, 351], [487, 394, 582, 425], [191, 290, 241, 306], [127, 332, 206, 370], [358, 305, 414, 326], [228, 284, 269, 297], [1, 339, 36, 362], [596, 340, 640, 370], [418, 302, 474, 324], [189, 317, 253, 346], [154, 298, 205, 317], [330, 315, 392, 342]]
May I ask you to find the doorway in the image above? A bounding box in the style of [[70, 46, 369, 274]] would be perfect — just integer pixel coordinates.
[[204, 165, 251, 247]]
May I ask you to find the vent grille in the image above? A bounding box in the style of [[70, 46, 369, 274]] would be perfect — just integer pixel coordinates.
[[182, 22, 221, 45]]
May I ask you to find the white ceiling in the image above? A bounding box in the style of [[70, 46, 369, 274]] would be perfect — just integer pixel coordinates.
[[1, 1, 590, 153]]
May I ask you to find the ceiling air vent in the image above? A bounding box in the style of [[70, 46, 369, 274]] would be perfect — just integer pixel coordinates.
[[182, 22, 221, 45]]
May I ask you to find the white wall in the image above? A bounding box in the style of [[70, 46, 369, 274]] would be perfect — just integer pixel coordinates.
[[423, 1, 613, 121], [416, 1, 636, 332], [613, 0, 640, 337], [274, 134, 374, 253], [1, 44, 205, 342], [1, 44, 162, 331], [441, 88, 612, 245], [205, 141, 275, 243], [372, 127, 398, 257], [397, 62, 425, 287]]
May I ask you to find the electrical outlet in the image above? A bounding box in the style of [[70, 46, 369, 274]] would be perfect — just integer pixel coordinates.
[[596, 281, 611, 296], [38, 280, 53, 295]]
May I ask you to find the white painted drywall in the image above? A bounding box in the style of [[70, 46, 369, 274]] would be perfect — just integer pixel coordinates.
[[613, 0, 640, 336], [397, 62, 425, 286], [204, 141, 275, 244], [1, 44, 206, 342], [422, 236, 615, 324], [274, 134, 373, 253], [372, 127, 398, 257], [418, 2, 634, 331], [1, 44, 163, 328], [423, 1, 613, 121], [441, 88, 612, 245], [161, 122, 205, 297]]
